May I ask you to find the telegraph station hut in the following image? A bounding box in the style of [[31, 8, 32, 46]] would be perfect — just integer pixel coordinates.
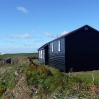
[[38, 25, 99, 72]]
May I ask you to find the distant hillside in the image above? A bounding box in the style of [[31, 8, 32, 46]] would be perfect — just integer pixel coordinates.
[[0, 53, 38, 59]]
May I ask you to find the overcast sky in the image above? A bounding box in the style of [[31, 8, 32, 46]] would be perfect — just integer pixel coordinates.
[[1, 0, 99, 53]]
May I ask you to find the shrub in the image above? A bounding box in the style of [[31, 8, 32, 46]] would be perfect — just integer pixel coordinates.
[[0, 85, 6, 96], [25, 64, 52, 86]]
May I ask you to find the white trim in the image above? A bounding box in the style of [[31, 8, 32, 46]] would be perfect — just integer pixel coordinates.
[[39, 50, 45, 59], [39, 51, 41, 58], [42, 50, 45, 59], [58, 40, 61, 51], [40, 50, 42, 58], [52, 43, 54, 52]]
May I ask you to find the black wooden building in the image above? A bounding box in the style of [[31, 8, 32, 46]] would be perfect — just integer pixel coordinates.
[[38, 25, 99, 72]]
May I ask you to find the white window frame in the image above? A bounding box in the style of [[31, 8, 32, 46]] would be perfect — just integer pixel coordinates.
[[42, 50, 45, 59], [39, 51, 41, 58], [58, 40, 61, 51], [40, 50, 42, 58], [52, 43, 54, 52]]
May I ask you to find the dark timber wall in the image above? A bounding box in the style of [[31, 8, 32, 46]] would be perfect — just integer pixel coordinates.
[[38, 25, 99, 73], [45, 45, 49, 65], [49, 38, 66, 71], [65, 27, 99, 72]]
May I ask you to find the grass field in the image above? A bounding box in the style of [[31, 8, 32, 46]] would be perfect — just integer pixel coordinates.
[[0, 53, 38, 59], [0, 53, 99, 99]]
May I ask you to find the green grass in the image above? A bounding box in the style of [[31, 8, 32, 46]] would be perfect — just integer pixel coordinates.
[[0, 53, 38, 59], [71, 71, 99, 85], [0, 53, 99, 98], [0, 64, 28, 98], [25, 63, 99, 98]]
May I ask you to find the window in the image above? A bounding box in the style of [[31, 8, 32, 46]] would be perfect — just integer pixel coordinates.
[[39, 50, 44, 59], [40, 50, 42, 58], [52, 43, 54, 52], [42, 50, 45, 59], [39, 51, 41, 58], [58, 40, 61, 51]]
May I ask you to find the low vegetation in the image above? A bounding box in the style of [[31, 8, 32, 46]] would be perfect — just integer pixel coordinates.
[[0, 53, 99, 98]]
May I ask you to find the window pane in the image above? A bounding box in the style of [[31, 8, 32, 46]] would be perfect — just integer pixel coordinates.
[[42, 50, 45, 59], [39, 51, 40, 58], [41, 50, 42, 58], [52, 43, 54, 52], [58, 40, 61, 51]]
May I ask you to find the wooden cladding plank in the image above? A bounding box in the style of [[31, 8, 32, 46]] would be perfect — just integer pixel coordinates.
[[49, 38, 66, 71]]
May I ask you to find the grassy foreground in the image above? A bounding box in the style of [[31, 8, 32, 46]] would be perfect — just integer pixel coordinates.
[[0, 53, 99, 99]]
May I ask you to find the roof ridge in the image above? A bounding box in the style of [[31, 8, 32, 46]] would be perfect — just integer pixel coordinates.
[[59, 24, 99, 38]]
